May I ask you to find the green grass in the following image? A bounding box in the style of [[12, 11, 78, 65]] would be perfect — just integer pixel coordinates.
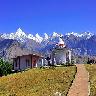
[[0, 66, 76, 96], [85, 64, 96, 96]]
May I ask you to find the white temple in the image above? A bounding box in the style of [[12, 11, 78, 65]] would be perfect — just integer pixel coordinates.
[[52, 37, 71, 65]]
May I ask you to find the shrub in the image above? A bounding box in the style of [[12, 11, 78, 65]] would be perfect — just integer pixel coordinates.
[[0, 58, 12, 76]]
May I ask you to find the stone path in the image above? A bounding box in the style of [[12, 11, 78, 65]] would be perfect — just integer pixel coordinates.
[[67, 64, 89, 96]]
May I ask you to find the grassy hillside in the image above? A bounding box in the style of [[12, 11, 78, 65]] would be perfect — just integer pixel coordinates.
[[85, 64, 96, 96], [0, 66, 76, 96]]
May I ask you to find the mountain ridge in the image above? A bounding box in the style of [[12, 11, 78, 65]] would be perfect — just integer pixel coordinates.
[[0, 28, 96, 60], [1, 28, 94, 43]]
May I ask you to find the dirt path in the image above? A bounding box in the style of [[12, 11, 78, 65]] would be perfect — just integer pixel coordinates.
[[67, 64, 89, 96]]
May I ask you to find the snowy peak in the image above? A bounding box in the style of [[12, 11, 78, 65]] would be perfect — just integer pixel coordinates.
[[1, 28, 28, 42], [1, 28, 95, 43], [27, 34, 34, 39], [15, 28, 27, 38], [66, 32, 80, 37], [35, 33, 43, 43], [51, 32, 64, 39], [17, 28, 23, 33], [81, 32, 94, 39], [52, 32, 59, 37], [44, 33, 49, 40], [65, 32, 94, 39], [1, 28, 46, 43]]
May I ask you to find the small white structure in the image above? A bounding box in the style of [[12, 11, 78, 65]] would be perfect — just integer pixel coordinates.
[[52, 37, 71, 65]]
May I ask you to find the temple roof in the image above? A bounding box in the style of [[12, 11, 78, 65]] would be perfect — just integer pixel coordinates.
[[58, 37, 64, 45], [58, 37, 66, 47]]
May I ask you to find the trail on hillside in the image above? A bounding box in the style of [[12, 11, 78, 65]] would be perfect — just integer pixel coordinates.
[[67, 64, 89, 96]]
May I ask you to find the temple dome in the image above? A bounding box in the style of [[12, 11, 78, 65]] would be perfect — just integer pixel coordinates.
[[58, 37, 66, 47]]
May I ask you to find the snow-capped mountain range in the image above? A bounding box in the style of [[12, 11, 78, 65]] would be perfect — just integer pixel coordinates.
[[1, 28, 44, 43], [1, 28, 94, 43], [65, 31, 94, 39], [0, 28, 96, 57]]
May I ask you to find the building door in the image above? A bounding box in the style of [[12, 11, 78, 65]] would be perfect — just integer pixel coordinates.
[[33, 60, 36, 67]]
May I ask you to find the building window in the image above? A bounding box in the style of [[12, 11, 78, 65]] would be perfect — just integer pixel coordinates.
[[26, 59, 30, 67]]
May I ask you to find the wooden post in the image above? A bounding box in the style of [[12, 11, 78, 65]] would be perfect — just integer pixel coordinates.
[[18, 56, 20, 70], [31, 55, 32, 68]]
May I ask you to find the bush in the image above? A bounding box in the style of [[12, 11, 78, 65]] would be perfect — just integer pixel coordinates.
[[0, 58, 12, 76]]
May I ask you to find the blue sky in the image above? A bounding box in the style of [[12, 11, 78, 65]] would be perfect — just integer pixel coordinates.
[[0, 0, 96, 35]]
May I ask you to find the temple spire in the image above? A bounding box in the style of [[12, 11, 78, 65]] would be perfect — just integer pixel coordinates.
[[58, 37, 66, 48]]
